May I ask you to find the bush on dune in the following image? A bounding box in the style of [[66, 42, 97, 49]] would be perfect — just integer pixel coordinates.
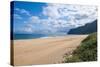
[[64, 32, 97, 63]]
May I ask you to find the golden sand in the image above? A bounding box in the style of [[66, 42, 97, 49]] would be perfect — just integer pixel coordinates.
[[12, 35, 88, 66]]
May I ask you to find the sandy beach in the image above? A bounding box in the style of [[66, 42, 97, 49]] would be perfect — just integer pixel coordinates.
[[12, 35, 88, 66]]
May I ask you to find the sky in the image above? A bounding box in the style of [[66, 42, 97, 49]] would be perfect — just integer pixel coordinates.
[[11, 1, 97, 34]]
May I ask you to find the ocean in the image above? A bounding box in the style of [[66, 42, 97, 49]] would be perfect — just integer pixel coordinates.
[[12, 33, 68, 40], [13, 34, 46, 40]]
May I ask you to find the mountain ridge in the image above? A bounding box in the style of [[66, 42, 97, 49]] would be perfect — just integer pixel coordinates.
[[68, 20, 97, 34]]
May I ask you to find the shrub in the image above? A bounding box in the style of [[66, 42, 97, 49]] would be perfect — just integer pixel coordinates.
[[64, 32, 97, 63]]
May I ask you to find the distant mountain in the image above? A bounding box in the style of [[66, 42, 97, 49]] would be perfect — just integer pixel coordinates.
[[68, 20, 97, 34]]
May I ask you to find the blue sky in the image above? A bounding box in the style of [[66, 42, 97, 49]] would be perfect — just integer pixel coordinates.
[[12, 1, 97, 34]]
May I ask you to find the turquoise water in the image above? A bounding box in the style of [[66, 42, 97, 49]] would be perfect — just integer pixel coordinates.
[[12, 33, 68, 40], [13, 34, 46, 40]]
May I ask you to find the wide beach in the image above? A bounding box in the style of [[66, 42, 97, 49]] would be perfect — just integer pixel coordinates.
[[12, 35, 88, 66]]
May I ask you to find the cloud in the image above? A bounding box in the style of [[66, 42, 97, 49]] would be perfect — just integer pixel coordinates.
[[15, 27, 33, 34], [20, 9, 31, 16], [15, 8, 31, 16], [43, 5, 61, 19], [13, 14, 22, 20], [14, 3, 97, 34], [23, 16, 74, 34], [42, 4, 97, 27], [28, 16, 40, 24]]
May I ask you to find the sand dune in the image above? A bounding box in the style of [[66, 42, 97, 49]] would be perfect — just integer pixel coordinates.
[[12, 35, 88, 66]]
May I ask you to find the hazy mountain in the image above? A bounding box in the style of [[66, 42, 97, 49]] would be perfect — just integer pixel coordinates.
[[68, 20, 97, 34]]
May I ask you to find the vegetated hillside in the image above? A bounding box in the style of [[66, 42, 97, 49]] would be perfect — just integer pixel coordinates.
[[64, 32, 97, 62], [68, 20, 97, 34]]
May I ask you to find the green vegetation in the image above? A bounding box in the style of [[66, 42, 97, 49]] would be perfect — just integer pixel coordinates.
[[64, 32, 97, 63]]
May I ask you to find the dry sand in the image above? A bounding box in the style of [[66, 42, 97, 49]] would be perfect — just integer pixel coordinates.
[[12, 35, 88, 66]]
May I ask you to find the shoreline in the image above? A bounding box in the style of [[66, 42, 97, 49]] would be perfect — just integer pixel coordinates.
[[13, 35, 88, 41]]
